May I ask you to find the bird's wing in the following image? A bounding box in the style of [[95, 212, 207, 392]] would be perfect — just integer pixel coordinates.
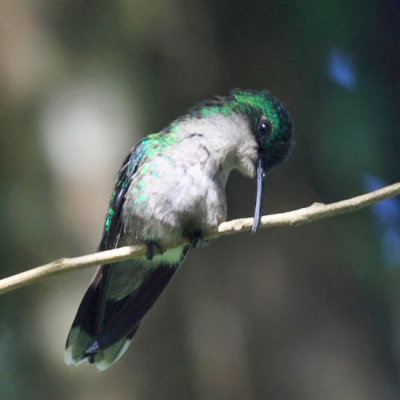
[[99, 143, 145, 251], [65, 141, 190, 370], [65, 144, 146, 367]]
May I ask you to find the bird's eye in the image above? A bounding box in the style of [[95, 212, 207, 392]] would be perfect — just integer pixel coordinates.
[[257, 118, 272, 137]]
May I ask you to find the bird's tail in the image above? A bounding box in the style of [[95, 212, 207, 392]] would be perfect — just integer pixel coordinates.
[[65, 246, 189, 370]]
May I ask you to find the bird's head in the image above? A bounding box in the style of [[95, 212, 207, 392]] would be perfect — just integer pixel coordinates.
[[231, 89, 293, 170], [231, 89, 293, 231]]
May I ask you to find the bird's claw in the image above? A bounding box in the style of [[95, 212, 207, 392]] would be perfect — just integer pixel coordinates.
[[145, 241, 164, 260], [186, 229, 204, 249]]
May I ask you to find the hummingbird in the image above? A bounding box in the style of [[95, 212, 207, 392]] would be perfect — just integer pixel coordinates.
[[65, 89, 293, 370]]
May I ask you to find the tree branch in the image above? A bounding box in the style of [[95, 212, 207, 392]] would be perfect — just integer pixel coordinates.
[[1, 182, 399, 295]]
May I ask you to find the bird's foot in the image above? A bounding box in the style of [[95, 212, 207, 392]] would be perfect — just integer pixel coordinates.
[[145, 241, 164, 260], [186, 229, 205, 249]]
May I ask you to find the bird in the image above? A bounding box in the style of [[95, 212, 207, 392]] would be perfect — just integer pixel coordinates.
[[65, 89, 293, 370]]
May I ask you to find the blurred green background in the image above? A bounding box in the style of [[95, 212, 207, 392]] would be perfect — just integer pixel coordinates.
[[0, 1, 399, 399]]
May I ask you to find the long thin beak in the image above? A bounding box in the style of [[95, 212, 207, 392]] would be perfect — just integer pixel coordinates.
[[252, 156, 266, 233]]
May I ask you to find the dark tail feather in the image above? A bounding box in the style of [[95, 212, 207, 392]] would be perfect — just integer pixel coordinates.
[[87, 264, 178, 353], [65, 246, 189, 370], [64, 268, 107, 366]]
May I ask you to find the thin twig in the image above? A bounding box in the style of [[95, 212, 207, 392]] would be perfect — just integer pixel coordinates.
[[1, 182, 399, 295]]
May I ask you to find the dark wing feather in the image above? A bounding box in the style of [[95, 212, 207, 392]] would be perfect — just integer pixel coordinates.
[[65, 143, 145, 365], [96, 143, 149, 332], [99, 143, 145, 251]]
